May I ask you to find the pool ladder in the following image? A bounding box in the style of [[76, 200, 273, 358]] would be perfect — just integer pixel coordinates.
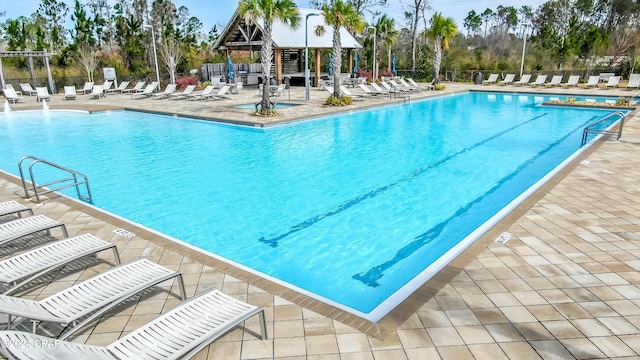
[[18, 155, 93, 204], [581, 111, 626, 146]]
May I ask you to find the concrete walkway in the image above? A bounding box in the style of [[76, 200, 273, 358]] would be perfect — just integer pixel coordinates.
[[1, 82, 640, 359]]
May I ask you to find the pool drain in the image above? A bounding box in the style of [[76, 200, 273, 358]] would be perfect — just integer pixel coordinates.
[[495, 231, 513, 244]]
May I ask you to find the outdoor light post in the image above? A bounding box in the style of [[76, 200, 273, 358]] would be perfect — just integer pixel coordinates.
[[144, 24, 160, 86], [367, 26, 377, 81], [305, 12, 320, 102], [520, 24, 530, 78]]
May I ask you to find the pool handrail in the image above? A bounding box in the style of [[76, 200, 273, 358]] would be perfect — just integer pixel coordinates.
[[581, 111, 626, 146], [18, 155, 93, 203]]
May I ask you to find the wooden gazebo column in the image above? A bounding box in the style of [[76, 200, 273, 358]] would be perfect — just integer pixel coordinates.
[[315, 49, 321, 87], [274, 48, 282, 84], [0, 58, 5, 89], [43, 55, 55, 93], [348, 50, 353, 75]]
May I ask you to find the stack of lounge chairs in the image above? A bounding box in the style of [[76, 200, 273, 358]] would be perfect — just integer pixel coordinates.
[[0, 200, 267, 358]]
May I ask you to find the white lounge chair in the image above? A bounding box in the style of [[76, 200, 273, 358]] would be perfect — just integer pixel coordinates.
[[63, 86, 77, 100], [0, 233, 120, 295], [544, 75, 563, 87], [382, 81, 410, 94], [170, 84, 196, 100], [529, 75, 548, 87], [35, 87, 51, 102], [2, 88, 23, 103], [209, 85, 232, 100], [372, 82, 410, 100], [483, 73, 499, 85], [18, 83, 37, 96], [269, 84, 286, 97], [399, 78, 426, 91], [81, 82, 94, 94], [152, 83, 177, 99], [0, 258, 185, 340], [625, 74, 640, 90], [560, 75, 580, 87], [605, 76, 621, 88], [187, 85, 214, 100], [0, 288, 266, 359], [369, 82, 391, 95], [583, 75, 600, 88], [105, 81, 130, 94], [340, 85, 369, 100], [358, 83, 388, 97], [0, 201, 33, 219], [513, 74, 532, 86], [0, 215, 68, 246], [89, 85, 105, 99], [101, 81, 113, 92], [122, 81, 145, 94], [388, 80, 416, 92], [498, 74, 516, 85], [131, 81, 159, 99], [407, 77, 434, 90]]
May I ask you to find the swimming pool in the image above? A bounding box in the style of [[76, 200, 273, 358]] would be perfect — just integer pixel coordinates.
[[0, 92, 622, 321]]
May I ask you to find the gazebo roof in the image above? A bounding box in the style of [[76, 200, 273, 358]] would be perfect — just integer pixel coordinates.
[[214, 7, 362, 51]]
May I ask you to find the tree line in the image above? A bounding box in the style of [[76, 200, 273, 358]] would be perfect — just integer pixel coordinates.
[[461, 0, 640, 74], [1, 0, 638, 90]]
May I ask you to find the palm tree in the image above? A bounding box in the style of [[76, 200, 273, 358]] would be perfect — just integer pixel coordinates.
[[375, 15, 398, 77], [315, 0, 364, 99], [239, 0, 300, 115], [425, 13, 457, 84]]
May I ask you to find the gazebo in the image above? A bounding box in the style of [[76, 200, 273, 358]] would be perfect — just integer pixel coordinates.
[[213, 7, 362, 85], [0, 51, 56, 93]]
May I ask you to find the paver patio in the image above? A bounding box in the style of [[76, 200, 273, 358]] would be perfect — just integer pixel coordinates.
[[1, 82, 639, 359]]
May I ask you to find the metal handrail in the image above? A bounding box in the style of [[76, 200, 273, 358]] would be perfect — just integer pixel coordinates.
[[581, 111, 626, 146], [18, 155, 92, 203]]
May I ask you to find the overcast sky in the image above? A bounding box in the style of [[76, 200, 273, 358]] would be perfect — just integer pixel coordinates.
[[3, 0, 547, 33]]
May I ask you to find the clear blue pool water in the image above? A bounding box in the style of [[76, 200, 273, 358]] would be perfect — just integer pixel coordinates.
[[0, 92, 621, 320]]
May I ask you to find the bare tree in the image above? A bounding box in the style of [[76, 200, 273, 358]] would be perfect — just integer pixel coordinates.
[[158, 36, 183, 84], [76, 45, 99, 82], [402, 0, 430, 75]]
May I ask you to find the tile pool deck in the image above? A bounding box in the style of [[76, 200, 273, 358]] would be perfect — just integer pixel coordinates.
[[2, 83, 640, 359]]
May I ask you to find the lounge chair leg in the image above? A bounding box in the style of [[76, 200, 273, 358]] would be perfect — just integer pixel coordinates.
[[258, 310, 267, 340], [176, 274, 187, 300], [112, 246, 121, 264], [60, 224, 68, 238]]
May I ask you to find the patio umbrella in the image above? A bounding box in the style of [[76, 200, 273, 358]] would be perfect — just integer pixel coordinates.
[[391, 53, 396, 76], [353, 53, 359, 75], [227, 55, 234, 82], [328, 54, 333, 76]]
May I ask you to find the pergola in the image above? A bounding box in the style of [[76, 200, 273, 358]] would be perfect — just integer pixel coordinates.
[[0, 51, 56, 93], [214, 7, 362, 85]]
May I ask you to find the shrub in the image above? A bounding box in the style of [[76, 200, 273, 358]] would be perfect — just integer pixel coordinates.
[[616, 97, 631, 106], [324, 95, 353, 106], [175, 75, 199, 89], [434, 83, 446, 91]]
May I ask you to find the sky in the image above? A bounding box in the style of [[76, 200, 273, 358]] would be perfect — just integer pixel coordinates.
[[3, 0, 547, 33]]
